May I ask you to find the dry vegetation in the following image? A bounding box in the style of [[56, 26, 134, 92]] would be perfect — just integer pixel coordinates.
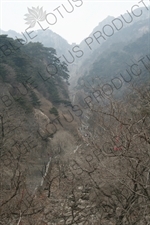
[[0, 80, 150, 225]]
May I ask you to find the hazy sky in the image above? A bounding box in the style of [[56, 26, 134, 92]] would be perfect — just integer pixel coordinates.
[[0, 0, 149, 44]]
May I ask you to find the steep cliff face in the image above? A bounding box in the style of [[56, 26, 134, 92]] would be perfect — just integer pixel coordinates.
[[79, 7, 149, 62], [69, 7, 150, 88]]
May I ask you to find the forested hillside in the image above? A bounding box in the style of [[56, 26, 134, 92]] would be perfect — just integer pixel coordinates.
[[0, 34, 80, 224], [0, 5, 150, 224], [0, 35, 70, 106], [0, 29, 71, 57]]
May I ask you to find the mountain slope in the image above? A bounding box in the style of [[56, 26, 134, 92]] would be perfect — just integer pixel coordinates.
[[69, 7, 149, 87], [0, 28, 71, 57]]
